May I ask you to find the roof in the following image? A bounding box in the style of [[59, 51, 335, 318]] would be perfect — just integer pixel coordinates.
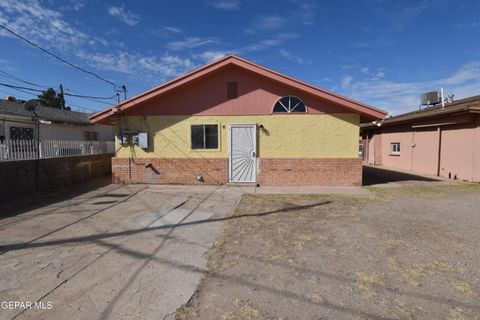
[[0, 99, 93, 125], [90, 54, 387, 124], [361, 95, 480, 129]]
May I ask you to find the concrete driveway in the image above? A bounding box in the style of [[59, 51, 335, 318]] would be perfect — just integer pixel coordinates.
[[0, 181, 251, 320]]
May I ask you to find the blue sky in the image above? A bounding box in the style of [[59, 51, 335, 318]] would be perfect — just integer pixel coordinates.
[[0, 0, 479, 115]]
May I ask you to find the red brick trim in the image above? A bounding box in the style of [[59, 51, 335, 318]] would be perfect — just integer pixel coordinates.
[[112, 157, 362, 186], [258, 158, 362, 186], [112, 157, 227, 185]]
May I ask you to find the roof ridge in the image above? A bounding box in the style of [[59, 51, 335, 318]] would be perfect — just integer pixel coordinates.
[[90, 54, 387, 123]]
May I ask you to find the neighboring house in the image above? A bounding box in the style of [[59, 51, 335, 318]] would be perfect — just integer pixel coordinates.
[[361, 95, 480, 182], [90, 55, 386, 186], [0, 99, 114, 142]]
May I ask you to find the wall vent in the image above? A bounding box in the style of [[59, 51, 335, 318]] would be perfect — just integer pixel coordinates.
[[227, 81, 238, 99]]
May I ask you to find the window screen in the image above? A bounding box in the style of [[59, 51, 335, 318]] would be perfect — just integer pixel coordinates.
[[191, 125, 218, 149]]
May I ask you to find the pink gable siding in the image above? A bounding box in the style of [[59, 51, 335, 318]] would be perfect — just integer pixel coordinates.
[[126, 66, 348, 116]]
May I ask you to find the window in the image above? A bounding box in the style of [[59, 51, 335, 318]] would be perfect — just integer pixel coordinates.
[[273, 96, 306, 113], [191, 125, 218, 150], [227, 81, 238, 99], [85, 131, 99, 141], [390, 142, 400, 155], [10, 127, 34, 140]]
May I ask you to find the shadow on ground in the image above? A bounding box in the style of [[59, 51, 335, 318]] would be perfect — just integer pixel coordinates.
[[0, 176, 113, 219], [362, 165, 439, 186], [178, 187, 480, 319]]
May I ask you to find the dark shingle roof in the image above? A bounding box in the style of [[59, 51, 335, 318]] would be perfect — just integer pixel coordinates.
[[0, 100, 93, 125]]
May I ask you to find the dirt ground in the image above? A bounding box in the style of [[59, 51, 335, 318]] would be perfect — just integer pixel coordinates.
[[177, 183, 480, 320]]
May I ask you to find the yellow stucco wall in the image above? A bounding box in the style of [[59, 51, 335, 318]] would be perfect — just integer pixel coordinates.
[[115, 114, 359, 158]]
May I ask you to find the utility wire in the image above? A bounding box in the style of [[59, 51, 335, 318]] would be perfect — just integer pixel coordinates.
[[0, 88, 30, 101], [0, 23, 119, 89], [63, 92, 116, 100], [0, 82, 43, 92], [0, 70, 117, 106], [0, 70, 50, 88], [9, 87, 38, 97], [0, 82, 117, 103], [84, 98, 114, 105], [0, 81, 106, 113], [67, 95, 115, 106], [67, 103, 101, 113]]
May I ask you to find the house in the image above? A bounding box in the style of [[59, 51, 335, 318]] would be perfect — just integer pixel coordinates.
[[90, 55, 387, 186], [361, 95, 480, 182], [0, 98, 114, 142]]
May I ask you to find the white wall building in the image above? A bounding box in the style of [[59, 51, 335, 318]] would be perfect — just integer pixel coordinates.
[[0, 99, 113, 142]]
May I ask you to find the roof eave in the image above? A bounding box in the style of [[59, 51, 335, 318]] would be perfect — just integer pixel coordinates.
[[90, 55, 387, 123], [360, 106, 477, 129]]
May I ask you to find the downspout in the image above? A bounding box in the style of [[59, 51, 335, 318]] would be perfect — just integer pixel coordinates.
[[436, 126, 442, 177], [365, 132, 369, 163], [410, 130, 415, 171]]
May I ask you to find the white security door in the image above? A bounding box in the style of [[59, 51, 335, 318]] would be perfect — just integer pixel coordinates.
[[229, 124, 257, 183]]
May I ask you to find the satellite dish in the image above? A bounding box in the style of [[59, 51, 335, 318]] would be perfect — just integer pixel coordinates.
[[23, 99, 44, 112]]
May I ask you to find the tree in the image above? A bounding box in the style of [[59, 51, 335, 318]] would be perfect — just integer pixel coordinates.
[[38, 88, 65, 109]]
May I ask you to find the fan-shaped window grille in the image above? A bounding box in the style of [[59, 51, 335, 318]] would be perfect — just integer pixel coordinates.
[[273, 96, 306, 113]]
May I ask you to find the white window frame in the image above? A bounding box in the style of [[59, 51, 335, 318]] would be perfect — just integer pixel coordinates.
[[273, 95, 308, 113], [190, 124, 220, 151], [390, 142, 400, 155]]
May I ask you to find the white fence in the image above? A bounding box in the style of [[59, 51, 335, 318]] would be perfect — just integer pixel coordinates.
[[0, 140, 115, 161]]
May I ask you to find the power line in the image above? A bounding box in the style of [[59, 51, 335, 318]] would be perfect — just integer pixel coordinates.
[[0, 69, 118, 105], [9, 87, 38, 97], [0, 82, 106, 113], [66, 103, 101, 113], [0, 82, 116, 102], [84, 98, 115, 105], [0, 82, 43, 92], [0, 85, 38, 100], [66, 95, 115, 106], [0, 88, 30, 101], [63, 92, 116, 100], [63, 87, 118, 105], [0, 23, 119, 89], [0, 70, 50, 88]]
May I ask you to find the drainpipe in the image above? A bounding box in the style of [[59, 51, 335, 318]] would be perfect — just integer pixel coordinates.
[[411, 131, 415, 171], [436, 126, 442, 177], [365, 132, 369, 163]]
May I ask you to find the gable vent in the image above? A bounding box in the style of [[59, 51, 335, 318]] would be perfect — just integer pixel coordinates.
[[227, 81, 238, 99]]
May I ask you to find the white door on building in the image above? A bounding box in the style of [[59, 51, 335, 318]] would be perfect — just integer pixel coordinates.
[[228, 124, 257, 183]]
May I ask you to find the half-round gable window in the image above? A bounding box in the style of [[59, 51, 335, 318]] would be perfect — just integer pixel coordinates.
[[273, 96, 307, 113]]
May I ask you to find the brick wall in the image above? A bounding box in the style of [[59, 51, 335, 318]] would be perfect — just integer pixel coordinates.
[[0, 154, 113, 200], [112, 157, 362, 186], [112, 157, 227, 185], [258, 158, 362, 186]]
